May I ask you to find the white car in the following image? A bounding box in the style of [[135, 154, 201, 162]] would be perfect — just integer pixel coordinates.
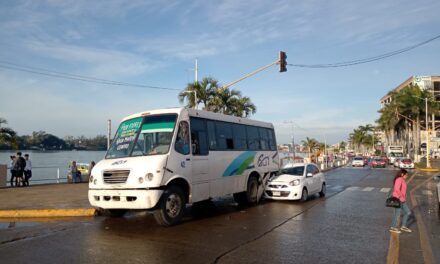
[[399, 159, 414, 169], [351, 157, 364, 167], [264, 163, 326, 201]]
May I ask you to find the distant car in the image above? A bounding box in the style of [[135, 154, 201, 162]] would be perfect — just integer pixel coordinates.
[[393, 159, 401, 168], [351, 157, 364, 167], [371, 158, 386, 168], [399, 159, 414, 169], [264, 163, 326, 201]]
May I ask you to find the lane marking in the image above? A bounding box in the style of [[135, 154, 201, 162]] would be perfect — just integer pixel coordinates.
[[346, 187, 360, 191], [362, 187, 374, 192], [380, 188, 391, 193]]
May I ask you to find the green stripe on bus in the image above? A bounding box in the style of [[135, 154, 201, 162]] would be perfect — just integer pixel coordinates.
[[141, 122, 175, 131]]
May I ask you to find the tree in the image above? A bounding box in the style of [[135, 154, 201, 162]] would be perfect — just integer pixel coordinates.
[[178, 77, 219, 109], [0, 118, 17, 149], [302, 137, 319, 160]]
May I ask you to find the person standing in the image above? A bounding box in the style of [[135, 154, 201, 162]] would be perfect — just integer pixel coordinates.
[[390, 169, 412, 234], [24, 154, 32, 186], [9, 155, 16, 187], [14, 152, 26, 187], [71, 161, 81, 183]]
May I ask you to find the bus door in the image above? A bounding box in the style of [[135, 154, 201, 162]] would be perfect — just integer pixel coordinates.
[[190, 118, 210, 201]]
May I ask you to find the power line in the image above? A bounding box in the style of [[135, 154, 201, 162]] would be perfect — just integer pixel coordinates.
[[0, 61, 180, 91], [288, 33, 440, 68]]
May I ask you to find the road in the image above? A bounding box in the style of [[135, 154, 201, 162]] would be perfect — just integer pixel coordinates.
[[0, 166, 438, 264]]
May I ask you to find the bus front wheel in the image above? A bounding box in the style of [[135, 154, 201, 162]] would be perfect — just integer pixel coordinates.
[[154, 185, 185, 226]]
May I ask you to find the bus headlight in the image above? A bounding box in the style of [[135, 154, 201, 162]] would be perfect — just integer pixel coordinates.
[[289, 179, 300, 186], [138, 177, 144, 184], [146, 173, 154, 181]]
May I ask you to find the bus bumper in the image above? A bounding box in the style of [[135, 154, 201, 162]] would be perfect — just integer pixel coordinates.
[[88, 188, 163, 209]]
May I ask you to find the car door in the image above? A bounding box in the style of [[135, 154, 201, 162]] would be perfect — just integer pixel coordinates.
[[305, 165, 316, 193], [313, 165, 323, 193]]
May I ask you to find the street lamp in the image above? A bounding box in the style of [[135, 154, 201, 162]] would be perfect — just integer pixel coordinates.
[[413, 96, 431, 168], [183, 90, 198, 109], [284, 121, 295, 163]]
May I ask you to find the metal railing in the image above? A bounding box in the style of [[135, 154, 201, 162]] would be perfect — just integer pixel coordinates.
[[6, 166, 69, 186]]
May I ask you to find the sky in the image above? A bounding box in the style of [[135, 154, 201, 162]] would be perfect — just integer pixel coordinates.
[[0, 0, 440, 145]]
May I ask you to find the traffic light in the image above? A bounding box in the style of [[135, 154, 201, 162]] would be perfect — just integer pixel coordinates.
[[279, 51, 287, 72]]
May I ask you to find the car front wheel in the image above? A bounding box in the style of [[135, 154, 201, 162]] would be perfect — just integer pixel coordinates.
[[319, 184, 326, 197], [301, 188, 308, 202]]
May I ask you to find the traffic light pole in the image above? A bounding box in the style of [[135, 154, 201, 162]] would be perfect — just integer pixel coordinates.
[[222, 60, 279, 89], [222, 51, 287, 89]]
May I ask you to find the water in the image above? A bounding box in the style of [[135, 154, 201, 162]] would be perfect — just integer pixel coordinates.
[[0, 150, 106, 185]]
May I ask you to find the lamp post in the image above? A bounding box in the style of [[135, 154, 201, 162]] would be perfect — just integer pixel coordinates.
[[424, 97, 431, 168], [183, 90, 198, 109], [284, 121, 295, 163], [412, 96, 431, 168]]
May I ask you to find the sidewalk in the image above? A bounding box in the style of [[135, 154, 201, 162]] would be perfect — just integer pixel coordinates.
[[0, 183, 95, 218]]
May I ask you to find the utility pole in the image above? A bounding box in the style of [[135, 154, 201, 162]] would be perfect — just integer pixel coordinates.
[[425, 97, 431, 168], [284, 121, 295, 163], [195, 59, 198, 83], [107, 119, 111, 150]]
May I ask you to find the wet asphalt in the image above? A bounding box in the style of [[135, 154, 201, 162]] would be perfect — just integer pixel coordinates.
[[0, 166, 438, 264]]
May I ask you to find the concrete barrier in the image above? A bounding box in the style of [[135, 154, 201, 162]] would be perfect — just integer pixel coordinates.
[[0, 164, 6, 188]]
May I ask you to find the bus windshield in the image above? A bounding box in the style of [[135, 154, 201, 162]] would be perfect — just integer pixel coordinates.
[[106, 114, 177, 159]]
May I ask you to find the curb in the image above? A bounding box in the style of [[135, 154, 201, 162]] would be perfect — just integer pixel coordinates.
[[0, 208, 97, 218], [417, 168, 440, 172]]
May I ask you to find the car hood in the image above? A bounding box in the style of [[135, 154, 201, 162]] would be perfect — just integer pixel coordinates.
[[269, 174, 302, 183]]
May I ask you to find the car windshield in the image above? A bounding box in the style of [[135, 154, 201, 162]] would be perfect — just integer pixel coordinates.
[[390, 153, 404, 157], [106, 114, 177, 159], [375, 159, 383, 162], [278, 166, 305, 176], [354, 157, 363, 161], [401, 159, 411, 162]]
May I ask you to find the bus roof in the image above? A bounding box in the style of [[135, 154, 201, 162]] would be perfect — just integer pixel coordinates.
[[121, 107, 274, 129]]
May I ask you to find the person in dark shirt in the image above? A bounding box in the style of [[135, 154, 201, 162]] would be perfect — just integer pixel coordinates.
[[14, 152, 26, 187]]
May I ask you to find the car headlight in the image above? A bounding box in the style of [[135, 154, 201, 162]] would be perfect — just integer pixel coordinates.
[[289, 179, 300, 186]]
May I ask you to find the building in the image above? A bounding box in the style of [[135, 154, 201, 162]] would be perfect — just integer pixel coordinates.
[[379, 75, 440, 154]]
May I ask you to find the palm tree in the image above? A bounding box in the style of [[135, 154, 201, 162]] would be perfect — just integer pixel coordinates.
[[178, 77, 219, 109], [302, 137, 318, 160], [0, 118, 17, 148], [230, 96, 257, 117]]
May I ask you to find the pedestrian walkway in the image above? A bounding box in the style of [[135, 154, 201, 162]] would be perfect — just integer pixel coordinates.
[[0, 183, 94, 218]]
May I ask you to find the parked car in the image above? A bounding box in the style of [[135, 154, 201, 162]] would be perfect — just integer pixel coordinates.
[[399, 158, 414, 169], [393, 159, 401, 168], [351, 156, 364, 167], [371, 158, 386, 168], [264, 163, 326, 201]]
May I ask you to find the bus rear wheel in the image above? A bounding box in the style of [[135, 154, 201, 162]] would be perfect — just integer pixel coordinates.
[[233, 176, 259, 206], [154, 185, 185, 226]]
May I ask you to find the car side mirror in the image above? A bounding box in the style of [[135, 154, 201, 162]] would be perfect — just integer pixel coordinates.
[[306, 172, 313, 177]]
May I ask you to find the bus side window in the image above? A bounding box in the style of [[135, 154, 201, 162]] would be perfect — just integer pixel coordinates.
[[190, 117, 209, 156]]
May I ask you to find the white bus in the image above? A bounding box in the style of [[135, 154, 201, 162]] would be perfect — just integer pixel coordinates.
[[88, 107, 279, 226], [386, 145, 404, 164]]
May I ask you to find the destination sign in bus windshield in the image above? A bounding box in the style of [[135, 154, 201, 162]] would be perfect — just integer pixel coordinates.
[[106, 114, 177, 159], [106, 117, 143, 159]]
